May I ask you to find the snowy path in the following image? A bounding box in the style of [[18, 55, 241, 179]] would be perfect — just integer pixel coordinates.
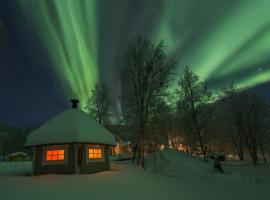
[[0, 161, 269, 200]]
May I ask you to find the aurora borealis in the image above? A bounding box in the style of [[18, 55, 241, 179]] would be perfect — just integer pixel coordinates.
[[19, 0, 99, 107], [19, 0, 270, 100], [1, 0, 270, 125]]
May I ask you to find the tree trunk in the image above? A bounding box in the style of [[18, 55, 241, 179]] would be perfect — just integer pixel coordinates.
[[244, 134, 258, 166], [141, 143, 145, 168], [238, 139, 245, 160], [192, 111, 207, 162], [258, 135, 267, 164], [138, 119, 146, 168], [228, 125, 245, 160], [259, 141, 267, 164], [238, 148, 244, 160], [132, 144, 138, 163], [196, 130, 207, 162], [137, 146, 141, 165], [139, 130, 145, 168], [243, 126, 258, 166]]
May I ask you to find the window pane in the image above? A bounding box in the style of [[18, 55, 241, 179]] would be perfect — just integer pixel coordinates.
[[88, 148, 103, 159], [47, 151, 52, 156], [59, 150, 64, 155], [52, 155, 57, 160], [58, 155, 64, 160], [45, 149, 65, 161]]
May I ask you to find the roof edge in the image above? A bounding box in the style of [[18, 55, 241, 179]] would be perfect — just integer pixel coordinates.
[[25, 141, 117, 148]]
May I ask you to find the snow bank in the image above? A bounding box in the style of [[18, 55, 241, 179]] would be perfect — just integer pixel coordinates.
[[145, 149, 270, 186], [0, 161, 31, 176], [145, 149, 213, 180]]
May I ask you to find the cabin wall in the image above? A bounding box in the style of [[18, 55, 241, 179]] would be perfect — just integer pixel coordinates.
[[79, 145, 110, 174], [32, 143, 110, 175], [8, 155, 26, 162], [33, 144, 75, 175]]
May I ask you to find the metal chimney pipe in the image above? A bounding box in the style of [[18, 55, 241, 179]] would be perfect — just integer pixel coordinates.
[[70, 99, 79, 109]]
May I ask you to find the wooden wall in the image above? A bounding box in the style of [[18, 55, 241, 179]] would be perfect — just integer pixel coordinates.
[[32, 144, 110, 175], [33, 144, 75, 175], [79, 145, 110, 174]]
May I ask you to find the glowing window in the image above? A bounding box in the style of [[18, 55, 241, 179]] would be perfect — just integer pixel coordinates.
[[89, 148, 102, 159], [46, 150, 65, 161]]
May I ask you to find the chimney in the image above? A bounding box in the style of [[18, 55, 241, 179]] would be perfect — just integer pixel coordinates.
[[70, 99, 79, 109]]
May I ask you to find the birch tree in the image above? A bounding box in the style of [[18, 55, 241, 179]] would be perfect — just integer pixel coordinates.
[[85, 84, 113, 125], [177, 66, 213, 161], [120, 36, 176, 167]]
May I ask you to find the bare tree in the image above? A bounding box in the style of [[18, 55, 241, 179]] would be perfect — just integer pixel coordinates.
[[222, 86, 269, 165], [85, 84, 113, 125], [176, 100, 198, 154], [0, 124, 31, 158], [120, 36, 176, 167], [177, 66, 213, 161], [150, 97, 175, 150], [206, 108, 233, 155], [244, 93, 269, 164], [220, 87, 246, 160]]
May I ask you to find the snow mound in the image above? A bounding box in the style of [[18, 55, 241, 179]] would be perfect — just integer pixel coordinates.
[[145, 149, 214, 180], [0, 162, 31, 176]]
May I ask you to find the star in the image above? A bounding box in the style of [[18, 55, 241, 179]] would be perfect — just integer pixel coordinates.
[[257, 67, 263, 72]]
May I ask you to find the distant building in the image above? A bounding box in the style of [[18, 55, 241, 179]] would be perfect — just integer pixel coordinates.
[[106, 126, 132, 157], [8, 152, 28, 162], [25, 99, 116, 175], [112, 141, 132, 156]]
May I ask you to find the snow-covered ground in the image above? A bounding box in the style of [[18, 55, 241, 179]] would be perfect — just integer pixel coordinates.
[[0, 150, 270, 200]]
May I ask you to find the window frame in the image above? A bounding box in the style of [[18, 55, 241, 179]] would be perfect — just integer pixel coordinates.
[[42, 145, 68, 166], [85, 144, 105, 163]]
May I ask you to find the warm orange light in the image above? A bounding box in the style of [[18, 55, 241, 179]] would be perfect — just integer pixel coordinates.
[[88, 148, 102, 159], [59, 150, 64, 155], [46, 150, 65, 161]]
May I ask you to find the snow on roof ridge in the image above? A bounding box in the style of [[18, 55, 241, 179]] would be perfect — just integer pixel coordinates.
[[8, 152, 28, 157]]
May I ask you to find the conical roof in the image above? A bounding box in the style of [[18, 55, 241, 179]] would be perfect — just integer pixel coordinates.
[[25, 109, 116, 146]]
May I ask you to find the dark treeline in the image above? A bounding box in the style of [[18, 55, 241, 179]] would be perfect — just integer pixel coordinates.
[[86, 36, 270, 167], [0, 124, 34, 158]]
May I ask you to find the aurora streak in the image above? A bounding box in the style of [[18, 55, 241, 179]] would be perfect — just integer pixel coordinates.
[[19, 0, 99, 107], [18, 0, 270, 105]]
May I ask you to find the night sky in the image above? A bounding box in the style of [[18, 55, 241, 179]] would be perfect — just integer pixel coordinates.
[[0, 0, 270, 126]]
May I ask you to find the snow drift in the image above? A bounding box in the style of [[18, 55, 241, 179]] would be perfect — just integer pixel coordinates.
[[145, 149, 217, 180]]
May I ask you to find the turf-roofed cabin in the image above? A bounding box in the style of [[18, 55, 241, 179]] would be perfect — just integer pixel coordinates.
[[25, 100, 116, 175]]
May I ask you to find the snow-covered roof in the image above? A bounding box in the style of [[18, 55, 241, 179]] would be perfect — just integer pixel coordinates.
[[8, 152, 27, 157], [25, 109, 117, 146]]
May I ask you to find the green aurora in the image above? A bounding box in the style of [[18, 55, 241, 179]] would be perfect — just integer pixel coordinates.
[[18, 0, 270, 106], [19, 0, 99, 107]]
